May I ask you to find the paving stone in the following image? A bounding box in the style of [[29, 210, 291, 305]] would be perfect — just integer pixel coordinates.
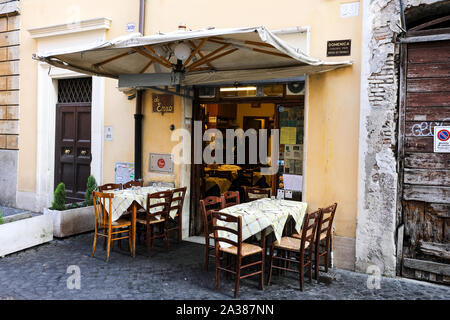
[[0, 232, 449, 300]]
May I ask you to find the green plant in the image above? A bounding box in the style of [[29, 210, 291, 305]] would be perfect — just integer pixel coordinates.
[[51, 182, 66, 211], [0, 210, 3, 225], [85, 175, 98, 206]]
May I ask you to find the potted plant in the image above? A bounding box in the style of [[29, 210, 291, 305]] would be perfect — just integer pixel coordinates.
[[44, 175, 98, 238]]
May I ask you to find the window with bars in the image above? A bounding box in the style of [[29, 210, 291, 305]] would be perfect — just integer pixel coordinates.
[[58, 78, 92, 103]]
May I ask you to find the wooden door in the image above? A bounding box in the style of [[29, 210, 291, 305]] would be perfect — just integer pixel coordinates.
[[399, 39, 450, 283], [55, 103, 92, 203]]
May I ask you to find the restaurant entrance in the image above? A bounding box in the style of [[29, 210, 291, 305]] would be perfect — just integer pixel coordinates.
[[189, 82, 306, 236]]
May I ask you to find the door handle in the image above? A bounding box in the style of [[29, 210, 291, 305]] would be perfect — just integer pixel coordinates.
[[65, 149, 71, 155], [81, 150, 87, 156]]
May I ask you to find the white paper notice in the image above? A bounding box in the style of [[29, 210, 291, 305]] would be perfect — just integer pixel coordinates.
[[283, 174, 303, 191]]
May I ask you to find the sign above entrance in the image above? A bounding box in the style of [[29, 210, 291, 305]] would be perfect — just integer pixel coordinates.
[[434, 126, 450, 153], [152, 94, 174, 114], [327, 40, 351, 57]]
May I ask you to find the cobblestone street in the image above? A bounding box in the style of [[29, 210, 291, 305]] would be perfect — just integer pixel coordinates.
[[0, 232, 449, 300]]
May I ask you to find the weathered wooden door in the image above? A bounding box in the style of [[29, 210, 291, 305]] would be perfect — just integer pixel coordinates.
[[399, 37, 450, 284], [54, 78, 92, 203]]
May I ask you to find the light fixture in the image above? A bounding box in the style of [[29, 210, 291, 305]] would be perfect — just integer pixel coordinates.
[[219, 86, 257, 92], [174, 42, 191, 61]]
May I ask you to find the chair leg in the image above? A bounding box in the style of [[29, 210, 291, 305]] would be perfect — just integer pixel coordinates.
[[164, 222, 169, 251], [215, 251, 221, 290], [146, 224, 152, 257], [102, 231, 106, 250], [299, 260, 304, 291], [315, 243, 320, 281], [204, 237, 210, 271], [267, 245, 274, 285], [178, 224, 182, 244], [234, 256, 241, 299], [324, 250, 329, 273], [92, 232, 98, 257], [260, 251, 265, 290], [309, 262, 313, 283], [128, 229, 133, 255], [106, 229, 112, 262]]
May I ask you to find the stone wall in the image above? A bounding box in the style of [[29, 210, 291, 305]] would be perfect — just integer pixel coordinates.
[[0, 1, 19, 206]]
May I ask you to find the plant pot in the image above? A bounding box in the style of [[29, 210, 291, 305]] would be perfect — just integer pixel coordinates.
[[43, 205, 95, 238], [0, 213, 53, 257]]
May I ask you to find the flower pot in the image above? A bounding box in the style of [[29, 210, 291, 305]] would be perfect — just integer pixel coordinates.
[[0, 213, 53, 257], [43, 205, 94, 238]]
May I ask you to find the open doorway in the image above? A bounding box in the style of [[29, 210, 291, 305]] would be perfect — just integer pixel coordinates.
[[189, 82, 305, 236]]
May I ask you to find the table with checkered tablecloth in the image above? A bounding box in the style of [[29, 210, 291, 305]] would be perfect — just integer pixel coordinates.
[[217, 198, 307, 248], [104, 186, 179, 221]]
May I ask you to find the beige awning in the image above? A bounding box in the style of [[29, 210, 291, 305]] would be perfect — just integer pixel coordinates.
[[34, 26, 352, 87]]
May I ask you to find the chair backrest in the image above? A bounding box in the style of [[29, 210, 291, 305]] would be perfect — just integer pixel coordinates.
[[299, 209, 322, 259], [211, 211, 242, 254], [170, 187, 187, 217], [239, 169, 254, 185], [92, 191, 114, 227], [200, 196, 224, 236], [122, 180, 143, 189], [146, 191, 173, 220], [98, 183, 122, 192], [317, 203, 338, 244], [221, 191, 240, 208], [245, 187, 271, 202]]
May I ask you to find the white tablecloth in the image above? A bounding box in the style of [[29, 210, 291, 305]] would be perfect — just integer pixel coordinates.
[[217, 198, 307, 248]]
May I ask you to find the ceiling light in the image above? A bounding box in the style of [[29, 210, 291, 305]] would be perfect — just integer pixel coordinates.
[[220, 86, 257, 92], [174, 42, 191, 61]]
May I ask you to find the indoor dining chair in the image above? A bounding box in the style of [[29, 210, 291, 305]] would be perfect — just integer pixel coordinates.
[[221, 191, 240, 208], [267, 209, 322, 291], [244, 187, 271, 202], [211, 211, 265, 299], [200, 196, 224, 270], [92, 191, 132, 262]]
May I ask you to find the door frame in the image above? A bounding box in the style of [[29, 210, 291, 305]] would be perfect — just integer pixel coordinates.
[[34, 64, 104, 212]]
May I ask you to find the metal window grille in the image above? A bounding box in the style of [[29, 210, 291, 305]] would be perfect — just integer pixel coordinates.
[[58, 78, 92, 103]]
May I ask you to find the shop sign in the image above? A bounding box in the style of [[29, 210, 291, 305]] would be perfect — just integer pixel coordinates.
[[149, 153, 174, 173], [434, 126, 450, 153], [152, 94, 174, 114], [327, 40, 351, 56]]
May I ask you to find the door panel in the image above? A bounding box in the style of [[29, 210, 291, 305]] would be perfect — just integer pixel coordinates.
[[55, 103, 92, 203]]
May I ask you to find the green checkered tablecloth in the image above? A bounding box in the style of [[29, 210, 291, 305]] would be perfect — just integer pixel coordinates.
[[104, 186, 179, 221], [217, 198, 307, 248]]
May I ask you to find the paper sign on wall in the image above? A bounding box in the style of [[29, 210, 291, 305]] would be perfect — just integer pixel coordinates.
[[280, 127, 297, 145], [283, 174, 303, 192]]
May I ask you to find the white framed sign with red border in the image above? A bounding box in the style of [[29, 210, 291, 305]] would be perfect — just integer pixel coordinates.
[[434, 126, 450, 153]]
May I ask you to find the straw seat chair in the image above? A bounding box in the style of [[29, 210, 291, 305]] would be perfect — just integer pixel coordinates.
[[200, 196, 224, 270], [211, 211, 266, 298], [244, 187, 271, 202], [122, 180, 143, 189], [167, 187, 187, 244], [98, 183, 122, 192], [221, 191, 240, 208]]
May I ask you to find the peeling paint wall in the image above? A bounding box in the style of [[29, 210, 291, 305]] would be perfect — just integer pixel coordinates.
[[357, 0, 446, 277]]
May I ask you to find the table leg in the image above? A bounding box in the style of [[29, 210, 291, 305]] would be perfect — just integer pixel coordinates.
[[132, 203, 137, 258]]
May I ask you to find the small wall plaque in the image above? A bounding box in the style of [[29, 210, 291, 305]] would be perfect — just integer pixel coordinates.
[[327, 39, 351, 57], [149, 153, 174, 173], [152, 94, 174, 114]]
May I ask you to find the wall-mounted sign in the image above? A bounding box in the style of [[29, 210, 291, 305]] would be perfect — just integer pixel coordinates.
[[152, 94, 174, 114], [105, 126, 113, 141], [434, 126, 450, 153], [327, 39, 351, 57], [149, 153, 174, 173], [340, 2, 359, 18], [114, 162, 134, 184], [126, 22, 136, 33]]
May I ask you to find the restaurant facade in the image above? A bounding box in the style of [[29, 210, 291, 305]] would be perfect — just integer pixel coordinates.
[[2, 0, 448, 283]]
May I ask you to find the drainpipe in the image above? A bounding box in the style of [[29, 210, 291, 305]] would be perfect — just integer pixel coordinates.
[[398, 0, 406, 31], [134, 0, 145, 181]]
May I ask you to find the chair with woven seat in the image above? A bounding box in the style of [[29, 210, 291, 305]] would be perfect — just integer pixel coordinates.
[[267, 209, 322, 291], [221, 191, 240, 208], [244, 187, 271, 202], [136, 190, 173, 256], [122, 180, 143, 189], [211, 211, 265, 298], [200, 196, 224, 270], [98, 183, 122, 192], [167, 187, 187, 244], [92, 191, 132, 262], [291, 203, 337, 280]]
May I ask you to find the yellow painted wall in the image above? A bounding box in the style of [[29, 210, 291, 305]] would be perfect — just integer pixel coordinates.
[[18, 0, 361, 238]]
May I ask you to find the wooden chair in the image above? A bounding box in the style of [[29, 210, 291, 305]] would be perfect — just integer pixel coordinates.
[[267, 209, 322, 291], [238, 169, 254, 186], [211, 211, 265, 298], [167, 187, 187, 244], [200, 196, 224, 270], [244, 187, 271, 202], [92, 191, 132, 262], [122, 180, 143, 189], [136, 191, 173, 256], [221, 191, 240, 208], [98, 183, 122, 192]]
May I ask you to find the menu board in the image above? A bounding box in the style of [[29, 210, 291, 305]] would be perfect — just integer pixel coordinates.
[[115, 162, 135, 184]]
